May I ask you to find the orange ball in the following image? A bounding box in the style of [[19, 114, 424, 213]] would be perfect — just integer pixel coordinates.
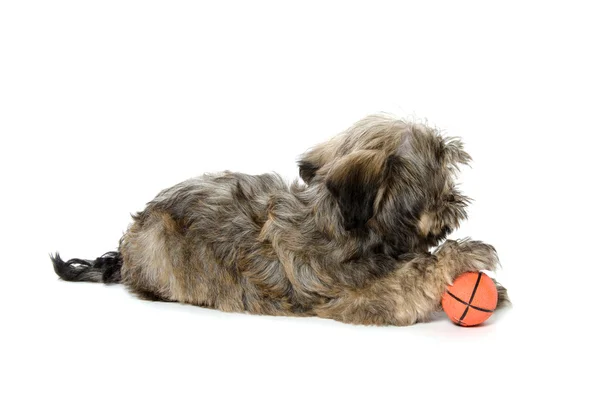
[[442, 271, 498, 327]]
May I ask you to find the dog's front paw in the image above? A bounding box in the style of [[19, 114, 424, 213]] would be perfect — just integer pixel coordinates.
[[435, 238, 500, 278], [492, 278, 511, 308]]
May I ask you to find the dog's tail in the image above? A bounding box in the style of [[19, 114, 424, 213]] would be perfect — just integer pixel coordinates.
[[50, 251, 122, 284]]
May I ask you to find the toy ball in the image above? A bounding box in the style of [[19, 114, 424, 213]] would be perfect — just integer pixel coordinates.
[[442, 271, 498, 327]]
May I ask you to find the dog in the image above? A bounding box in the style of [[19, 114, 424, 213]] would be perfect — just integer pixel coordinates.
[[51, 114, 509, 326]]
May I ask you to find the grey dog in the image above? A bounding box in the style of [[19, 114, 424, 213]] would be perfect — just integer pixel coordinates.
[[52, 114, 509, 326]]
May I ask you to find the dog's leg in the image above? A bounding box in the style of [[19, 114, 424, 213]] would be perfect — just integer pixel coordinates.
[[315, 239, 503, 326], [434, 239, 510, 307]]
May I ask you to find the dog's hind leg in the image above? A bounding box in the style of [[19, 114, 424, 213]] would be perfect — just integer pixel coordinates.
[[118, 211, 183, 303], [117, 209, 246, 311]]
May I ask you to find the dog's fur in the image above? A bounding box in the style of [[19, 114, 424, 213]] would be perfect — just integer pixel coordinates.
[[52, 114, 509, 326]]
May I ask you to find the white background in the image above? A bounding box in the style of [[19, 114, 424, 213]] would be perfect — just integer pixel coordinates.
[[1, 1, 598, 415]]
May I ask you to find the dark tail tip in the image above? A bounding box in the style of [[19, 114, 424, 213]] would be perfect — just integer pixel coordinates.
[[50, 252, 122, 284]]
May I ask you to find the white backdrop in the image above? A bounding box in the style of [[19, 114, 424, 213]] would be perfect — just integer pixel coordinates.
[[1, 1, 598, 415]]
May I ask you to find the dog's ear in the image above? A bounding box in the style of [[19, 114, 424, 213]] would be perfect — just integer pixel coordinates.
[[298, 159, 319, 184], [326, 150, 389, 230], [298, 142, 338, 184]]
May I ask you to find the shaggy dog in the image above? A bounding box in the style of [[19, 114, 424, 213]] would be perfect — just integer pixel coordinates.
[[52, 114, 509, 326]]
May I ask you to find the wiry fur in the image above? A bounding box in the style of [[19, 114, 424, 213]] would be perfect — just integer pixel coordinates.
[[52, 114, 509, 326]]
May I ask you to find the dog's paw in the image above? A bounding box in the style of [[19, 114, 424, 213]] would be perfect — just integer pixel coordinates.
[[492, 278, 511, 308], [457, 238, 500, 272], [435, 238, 500, 277]]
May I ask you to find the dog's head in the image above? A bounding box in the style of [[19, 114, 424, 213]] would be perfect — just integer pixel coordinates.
[[298, 115, 471, 254]]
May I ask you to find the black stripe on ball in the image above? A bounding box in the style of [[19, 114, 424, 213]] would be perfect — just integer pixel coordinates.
[[458, 271, 483, 325]]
